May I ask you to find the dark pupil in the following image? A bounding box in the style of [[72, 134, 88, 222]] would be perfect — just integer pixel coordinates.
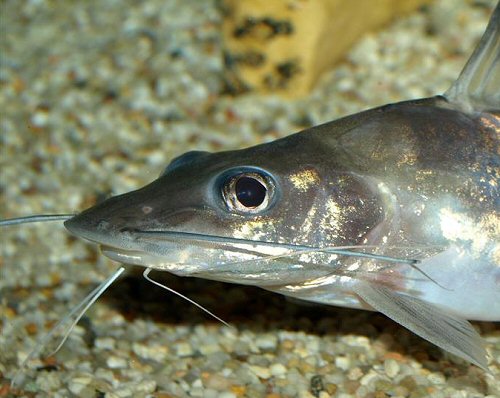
[[235, 176, 267, 208]]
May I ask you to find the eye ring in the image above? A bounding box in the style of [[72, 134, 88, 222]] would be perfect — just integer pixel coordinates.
[[222, 171, 275, 214]]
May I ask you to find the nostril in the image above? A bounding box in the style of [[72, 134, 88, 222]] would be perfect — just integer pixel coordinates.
[[141, 206, 153, 214], [97, 220, 109, 230]]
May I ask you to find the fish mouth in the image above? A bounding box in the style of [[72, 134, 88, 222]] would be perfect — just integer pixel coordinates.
[[64, 210, 208, 273], [99, 244, 197, 275], [100, 245, 145, 265], [64, 212, 145, 254], [64, 214, 166, 269]]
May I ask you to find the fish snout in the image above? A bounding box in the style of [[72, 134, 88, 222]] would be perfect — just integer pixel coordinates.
[[64, 209, 116, 244], [63, 192, 145, 246]]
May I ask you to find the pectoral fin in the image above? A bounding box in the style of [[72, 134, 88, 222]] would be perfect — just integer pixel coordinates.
[[354, 282, 488, 370]]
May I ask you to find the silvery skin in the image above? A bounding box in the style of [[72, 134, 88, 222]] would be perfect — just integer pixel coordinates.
[[3, 3, 499, 371]]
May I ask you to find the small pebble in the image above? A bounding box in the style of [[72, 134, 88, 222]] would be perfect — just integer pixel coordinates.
[[427, 372, 446, 384], [360, 371, 379, 386], [347, 367, 364, 381], [135, 379, 157, 393], [106, 355, 128, 369], [384, 358, 400, 378], [68, 375, 92, 395], [35, 372, 62, 391], [255, 334, 278, 351], [132, 342, 168, 362], [270, 363, 287, 377], [95, 337, 116, 350], [31, 111, 49, 127], [218, 392, 237, 398], [248, 365, 271, 379], [335, 356, 351, 371], [198, 343, 222, 355], [205, 373, 231, 390], [176, 342, 194, 357]]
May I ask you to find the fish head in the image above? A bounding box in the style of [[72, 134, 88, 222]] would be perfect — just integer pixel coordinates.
[[64, 134, 386, 285]]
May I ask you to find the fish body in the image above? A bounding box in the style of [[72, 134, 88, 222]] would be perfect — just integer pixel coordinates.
[[63, 4, 500, 368], [67, 96, 499, 316]]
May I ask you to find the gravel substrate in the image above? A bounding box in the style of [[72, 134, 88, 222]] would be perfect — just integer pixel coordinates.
[[1, 0, 499, 397]]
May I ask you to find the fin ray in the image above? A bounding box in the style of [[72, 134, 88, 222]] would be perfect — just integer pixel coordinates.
[[354, 282, 488, 370], [445, 3, 499, 112]]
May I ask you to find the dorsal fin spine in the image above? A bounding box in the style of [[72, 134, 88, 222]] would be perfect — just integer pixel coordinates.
[[445, 3, 500, 112]]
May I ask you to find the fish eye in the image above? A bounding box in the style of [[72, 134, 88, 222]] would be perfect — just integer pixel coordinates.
[[222, 171, 275, 214]]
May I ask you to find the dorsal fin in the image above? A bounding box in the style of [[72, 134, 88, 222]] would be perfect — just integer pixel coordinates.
[[445, 3, 499, 113]]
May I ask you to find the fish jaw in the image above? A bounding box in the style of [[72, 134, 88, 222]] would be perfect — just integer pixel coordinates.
[[63, 191, 350, 285], [62, 189, 193, 274], [64, 205, 225, 277]]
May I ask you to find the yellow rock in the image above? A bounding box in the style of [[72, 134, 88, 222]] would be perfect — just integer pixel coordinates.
[[222, 0, 431, 97]]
